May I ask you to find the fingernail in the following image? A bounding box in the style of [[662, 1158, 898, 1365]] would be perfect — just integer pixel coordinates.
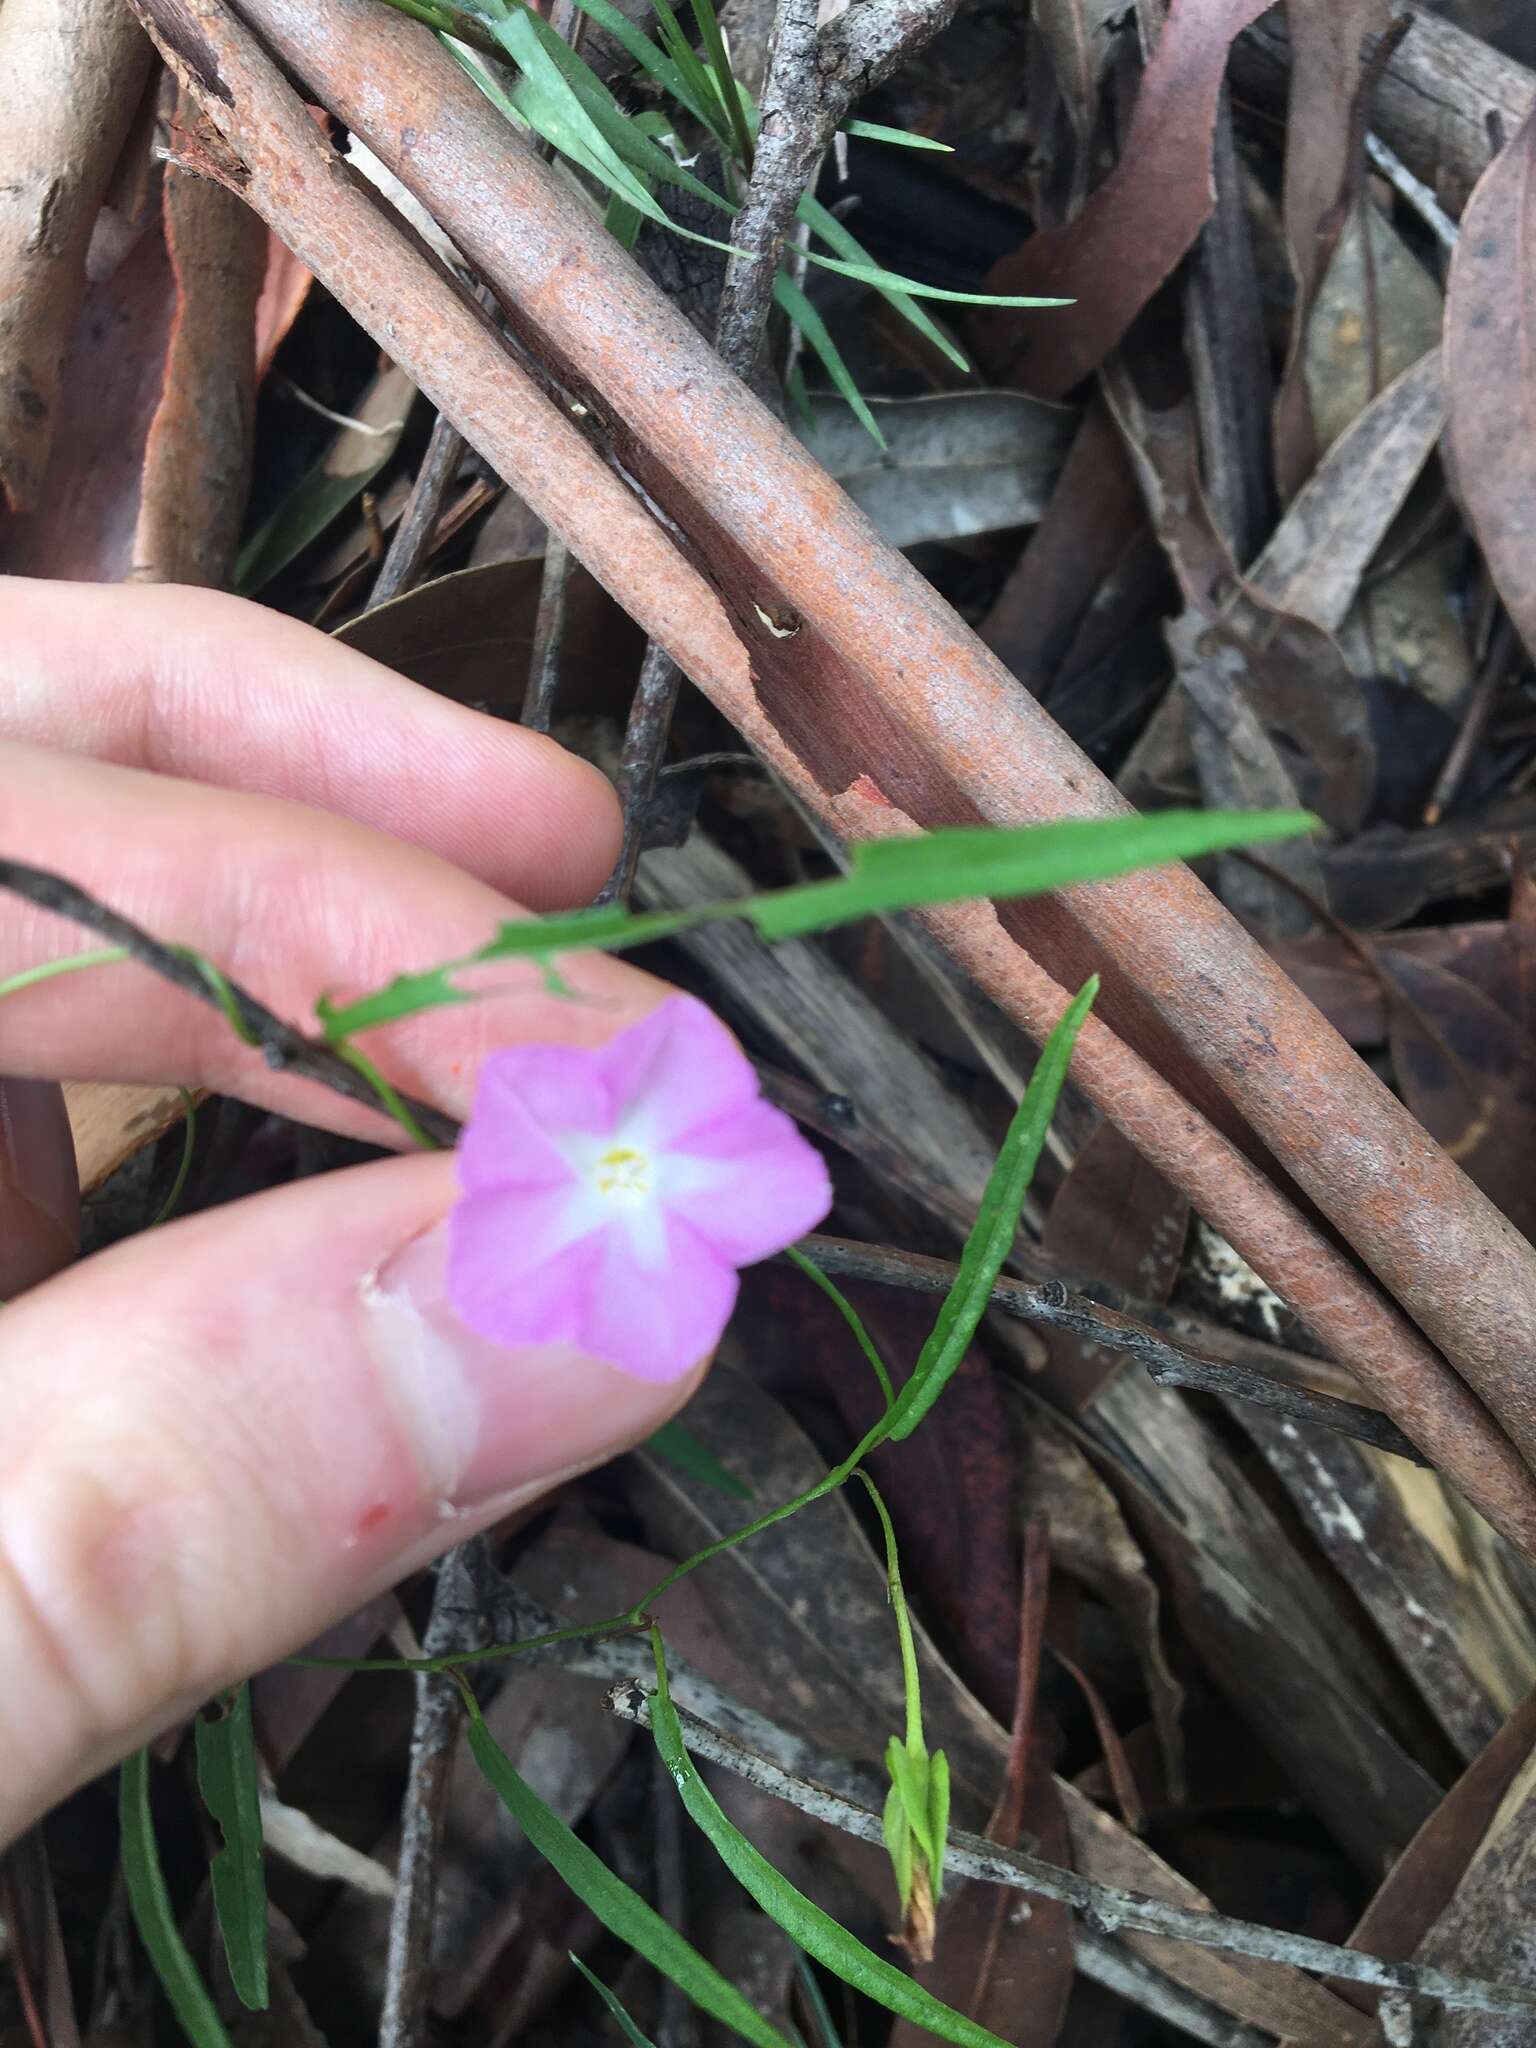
[[0, 1079, 81, 1295], [360, 1220, 678, 1512]]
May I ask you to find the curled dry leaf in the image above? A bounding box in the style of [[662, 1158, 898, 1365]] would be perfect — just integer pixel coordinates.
[[1272, 0, 1393, 494], [981, 0, 1275, 396]]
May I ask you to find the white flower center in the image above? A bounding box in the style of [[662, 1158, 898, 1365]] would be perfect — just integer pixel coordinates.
[[592, 1143, 652, 1206]]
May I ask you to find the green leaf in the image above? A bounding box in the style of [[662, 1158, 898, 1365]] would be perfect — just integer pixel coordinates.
[[751, 810, 1316, 941], [319, 812, 1314, 1040], [570, 1953, 660, 2046], [194, 1686, 269, 2010], [881, 1777, 913, 1911], [465, 1703, 794, 2047], [564, 0, 693, 106], [887, 977, 1098, 1441], [928, 1750, 951, 1902], [803, 250, 1071, 307], [646, 1419, 753, 1499], [647, 0, 733, 143], [0, 946, 128, 1002], [686, 0, 755, 166], [773, 270, 886, 448], [648, 1635, 1009, 2048], [842, 119, 952, 151], [797, 193, 969, 374], [884, 1741, 936, 1866], [120, 1751, 235, 2048]]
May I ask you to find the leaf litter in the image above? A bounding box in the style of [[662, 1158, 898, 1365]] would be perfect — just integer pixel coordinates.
[[16, 0, 1536, 2042]]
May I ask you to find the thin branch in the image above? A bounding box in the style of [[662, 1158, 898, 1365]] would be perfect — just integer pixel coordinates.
[[1073, 1931, 1273, 2048], [815, 0, 963, 109], [380, 1540, 492, 2048], [522, 534, 574, 733], [792, 1235, 1430, 1467], [604, 1688, 1536, 2022], [602, 642, 684, 904], [371, 411, 466, 607], [713, 0, 821, 378], [0, 859, 458, 1147]]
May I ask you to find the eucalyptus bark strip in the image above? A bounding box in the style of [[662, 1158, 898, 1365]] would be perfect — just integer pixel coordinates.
[[0, 0, 155, 511], [124, 0, 1536, 1553]]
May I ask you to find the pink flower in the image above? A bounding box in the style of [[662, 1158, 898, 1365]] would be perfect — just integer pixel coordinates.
[[446, 996, 833, 1383]]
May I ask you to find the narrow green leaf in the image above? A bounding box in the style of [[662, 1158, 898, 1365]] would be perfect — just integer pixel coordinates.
[[928, 1751, 951, 1902], [803, 250, 1071, 307], [465, 1703, 794, 2047], [887, 977, 1098, 1441], [795, 1957, 846, 2048], [570, 1953, 660, 2045], [120, 1751, 235, 2048], [194, 1686, 269, 2011], [687, 0, 755, 166], [567, 0, 696, 110], [772, 271, 886, 448], [0, 946, 129, 1002], [319, 812, 1314, 1040], [842, 119, 953, 150], [648, 1636, 1009, 2048], [797, 193, 969, 374], [648, 0, 733, 145], [646, 1420, 753, 1499], [148, 1090, 198, 1229], [881, 1778, 913, 1910], [885, 1742, 936, 1866]]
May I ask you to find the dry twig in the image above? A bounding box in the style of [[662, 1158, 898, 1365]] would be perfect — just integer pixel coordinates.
[[605, 1687, 1536, 2023]]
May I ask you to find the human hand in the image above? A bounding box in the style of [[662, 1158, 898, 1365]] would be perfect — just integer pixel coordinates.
[[0, 575, 699, 1844]]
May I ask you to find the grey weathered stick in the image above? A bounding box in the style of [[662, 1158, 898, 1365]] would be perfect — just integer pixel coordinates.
[[603, 641, 683, 903], [380, 1541, 490, 2048], [522, 534, 573, 733], [606, 1687, 1536, 2020], [793, 1235, 1431, 1466], [0, 858, 458, 1147], [372, 411, 466, 607]]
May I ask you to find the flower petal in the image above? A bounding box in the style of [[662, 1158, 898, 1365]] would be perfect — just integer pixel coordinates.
[[598, 995, 759, 1149], [458, 1043, 610, 1195], [446, 1215, 605, 1350], [574, 1214, 739, 1383], [663, 1099, 832, 1265]]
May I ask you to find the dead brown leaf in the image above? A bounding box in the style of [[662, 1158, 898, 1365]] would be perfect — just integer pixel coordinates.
[[1446, 101, 1536, 668], [980, 0, 1274, 396]]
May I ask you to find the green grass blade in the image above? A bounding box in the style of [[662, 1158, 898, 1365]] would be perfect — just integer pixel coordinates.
[[751, 810, 1316, 941], [842, 120, 952, 150], [803, 249, 1071, 307], [566, 0, 696, 111], [194, 1686, 269, 2011], [148, 1090, 198, 1229], [647, 1634, 1009, 2048], [646, 1420, 753, 1499], [570, 1954, 660, 2045], [797, 193, 969, 373], [0, 947, 128, 1001], [120, 1752, 235, 2048], [886, 977, 1097, 1441], [687, 0, 755, 166], [647, 0, 734, 146], [464, 1703, 795, 2047], [772, 271, 886, 447], [318, 812, 1314, 1039], [795, 1957, 846, 2048]]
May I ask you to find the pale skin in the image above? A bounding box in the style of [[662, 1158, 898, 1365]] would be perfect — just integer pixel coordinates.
[[0, 576, 703, 1844]]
